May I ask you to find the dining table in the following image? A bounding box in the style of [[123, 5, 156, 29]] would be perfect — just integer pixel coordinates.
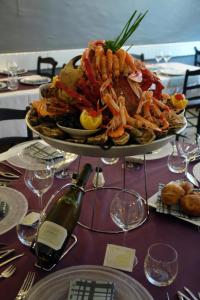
[[0, 147, 200, 300], [0, 72, 44, 139], [146, 61, 200, 95]]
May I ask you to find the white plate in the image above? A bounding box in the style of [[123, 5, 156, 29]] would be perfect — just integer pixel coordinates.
[[193, 162, 200, 182], [0, 82, 7, 90], [20, 75, 51, 85], [159, 68, 185, 76], [26, 112, 187, 158], [7, 140, 78, 171], [26, 265, 153, 300], [0, 186, 28, 235], [148, 191, 200, 227], [127, 142, 172, 160]]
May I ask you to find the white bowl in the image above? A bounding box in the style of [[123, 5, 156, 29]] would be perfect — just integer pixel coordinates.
[[56, 122, 100, 139]]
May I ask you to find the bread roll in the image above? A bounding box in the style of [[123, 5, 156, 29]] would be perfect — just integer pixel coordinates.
[[179, 181, 194, 194], [161, 182, 185, 205], [180, 193, 200, 217]]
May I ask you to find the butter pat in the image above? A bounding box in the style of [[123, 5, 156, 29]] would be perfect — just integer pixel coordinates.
[[103, 244, 136, 272], [67, 279, 115, 300]]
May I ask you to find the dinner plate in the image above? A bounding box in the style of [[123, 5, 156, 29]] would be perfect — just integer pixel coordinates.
[[20, 75, 51, 85], [127, 142, 172, 161], [159, 67, 185, 76], [26, 265, 153, 300], [26, 111, 187, 158], [193, 162, 200, 182], [0, 82, 7, 90], [0, 186, 28, 235], [148, 191, 200, 227], [7, 140, 78, 171]]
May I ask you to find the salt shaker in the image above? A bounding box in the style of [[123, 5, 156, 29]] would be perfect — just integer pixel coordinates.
[[93, 167, 105, 188]]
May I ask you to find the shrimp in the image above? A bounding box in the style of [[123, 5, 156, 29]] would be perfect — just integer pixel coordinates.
[[116, 48, 126, 73], [103, 93, 120, 116], [113, 54, 120, 78], [125, 53, 136, 72], [100, 54, 108, 82], [106, 49, 113, 75], [95, 45, 104, 71]]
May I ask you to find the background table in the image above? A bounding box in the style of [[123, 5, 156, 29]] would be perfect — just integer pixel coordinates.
[[0, 155, 199, 300], [0, 74, 40, 139]]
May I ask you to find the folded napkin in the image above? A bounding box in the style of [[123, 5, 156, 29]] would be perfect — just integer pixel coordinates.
[[67, 279, 115, 300], [156, 184, 200, 221], [23, 142, 64, 161]]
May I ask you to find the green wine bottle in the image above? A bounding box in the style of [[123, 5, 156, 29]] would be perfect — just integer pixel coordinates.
[[35, 163, 93, 270]]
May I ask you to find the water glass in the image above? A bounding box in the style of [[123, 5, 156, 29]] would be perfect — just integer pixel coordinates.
[[7, 73, 19, 90], [144, 243, 178, 287]]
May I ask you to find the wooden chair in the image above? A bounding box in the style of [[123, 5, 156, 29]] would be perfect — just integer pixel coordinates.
[[132, 53, 145, 62], [194, 47, 200, 67], [183, 69, 200, 133], [0, 107, 33, 152], [37, 56, 58, 79]]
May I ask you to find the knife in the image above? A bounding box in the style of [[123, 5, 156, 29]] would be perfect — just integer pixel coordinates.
[[0, 253, 24, 267], [184, 287, 199, 300], [186, 171, 199, 188]]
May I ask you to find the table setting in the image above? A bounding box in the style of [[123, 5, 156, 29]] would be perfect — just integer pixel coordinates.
[[1, 10, 200, 300]]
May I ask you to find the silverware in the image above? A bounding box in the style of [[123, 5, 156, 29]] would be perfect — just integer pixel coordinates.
[[0, 201, 9, 220], [186, 171, 199, 188], [0, 253, 24, 267], [177, 291, 192, 300], [0, 162, 22, 175], [184, 287, 199, 300], [0, 171, 19, 179], [166, 292, 170, 299], [0, 249, 15, 259], [15, 271, 35, 299], [198, 292, 200, 299], [0, 264, 16, 278]]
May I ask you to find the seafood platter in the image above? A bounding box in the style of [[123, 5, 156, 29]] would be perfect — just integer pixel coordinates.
[[26, 11, 187, 157]]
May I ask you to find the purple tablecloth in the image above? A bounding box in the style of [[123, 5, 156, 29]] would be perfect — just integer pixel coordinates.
[[0, 156, 200, 300]]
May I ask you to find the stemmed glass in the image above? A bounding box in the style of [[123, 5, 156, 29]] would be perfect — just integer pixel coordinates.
[[177, 132, 200, 178], [163, 51, 172, 63], [17, 163, 54, 247], [24, 164, 54, 211], [155, 53, 163, 64], [110, 189, 145, 236]]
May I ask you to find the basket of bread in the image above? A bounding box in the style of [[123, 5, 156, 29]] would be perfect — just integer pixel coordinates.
[[160, 180, 200, 217]]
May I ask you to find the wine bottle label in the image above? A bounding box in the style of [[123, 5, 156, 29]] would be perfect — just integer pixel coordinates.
[[37, 221, 67, 250]]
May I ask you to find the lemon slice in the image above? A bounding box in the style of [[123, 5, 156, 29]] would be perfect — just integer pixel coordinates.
[[80, 109, 102, 130]]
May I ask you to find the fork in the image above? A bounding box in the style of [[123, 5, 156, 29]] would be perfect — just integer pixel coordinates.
[[15, 272, 35, 300], [0, 264, 16, 278]]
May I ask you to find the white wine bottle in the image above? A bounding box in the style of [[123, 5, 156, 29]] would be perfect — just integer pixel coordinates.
[[35, 163, 93, 269]]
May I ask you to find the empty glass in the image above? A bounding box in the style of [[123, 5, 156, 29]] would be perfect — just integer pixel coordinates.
[[155, 53, 163, 64], [163, 51, 172, 63], [167, 141, 187, 173], [144, 243, 178, 286], [7, 73, 19, 90], [17, 164, 54, 246], [110, 189, 145, 232]]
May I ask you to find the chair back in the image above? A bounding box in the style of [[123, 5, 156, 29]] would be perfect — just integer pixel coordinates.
[[194, 47, 200, 67], [0, 107, 33, 149], [132, 53, 145, 61], [183, 69, 200, 107], [37, 56, 58, 79]]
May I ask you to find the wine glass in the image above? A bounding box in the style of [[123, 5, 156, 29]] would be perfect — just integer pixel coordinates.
[[144, 243, 178, 286], [16, 164, 54, 247], [163, 51, 172, 63], [177, 131, 200, 177], [155, 52, 163, 64], [24, 164, 54, 211], [110, 189, 145, 234], [7, 60, 18, 74]]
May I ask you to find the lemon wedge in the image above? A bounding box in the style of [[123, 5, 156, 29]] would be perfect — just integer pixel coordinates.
[[80, 109, 102, 130]]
